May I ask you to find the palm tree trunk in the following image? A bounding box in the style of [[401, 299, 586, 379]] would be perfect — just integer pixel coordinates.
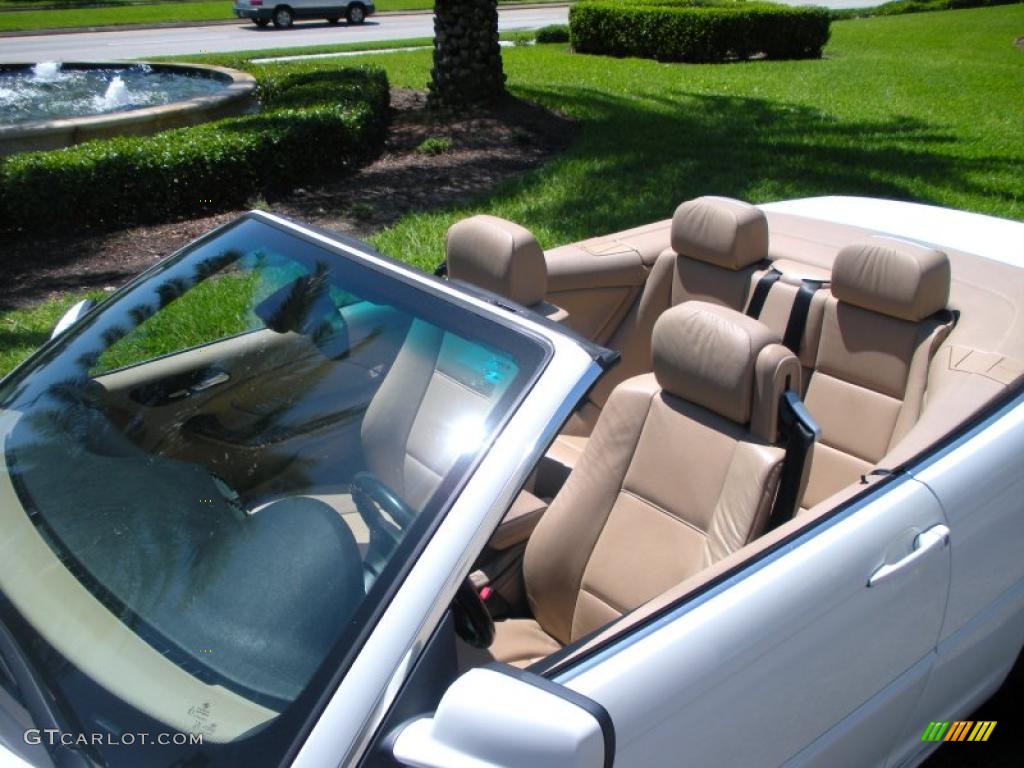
[[429, 0, 507, 108]]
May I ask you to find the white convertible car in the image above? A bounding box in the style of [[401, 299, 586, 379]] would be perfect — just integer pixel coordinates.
[[0, 196, 1021, 768]]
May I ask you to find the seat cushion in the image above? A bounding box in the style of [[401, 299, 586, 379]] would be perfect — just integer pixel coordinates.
[[490, 618, 563, 668]]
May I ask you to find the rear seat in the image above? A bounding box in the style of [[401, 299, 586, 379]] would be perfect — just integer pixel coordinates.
[[744, 259, 831, 393], [442, 203, 954, 519], [799, 237, 953, 510], [587, 196, 770, 411], [543, 197, 831, 491]]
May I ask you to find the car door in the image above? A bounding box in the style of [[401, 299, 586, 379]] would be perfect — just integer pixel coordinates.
[[887, 395, 1024, 767], [550, 474, 950, 768]]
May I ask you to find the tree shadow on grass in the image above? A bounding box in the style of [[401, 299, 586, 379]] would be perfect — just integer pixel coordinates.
[[0, 327, 51, 351], [503, 84, 1022, 243]]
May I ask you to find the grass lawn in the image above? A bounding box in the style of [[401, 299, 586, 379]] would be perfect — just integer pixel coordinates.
[[352, 5, 1024, 271], [0, 0, 565, 33], [0, 292, 106, 375], [1, 6, 1022, 378]]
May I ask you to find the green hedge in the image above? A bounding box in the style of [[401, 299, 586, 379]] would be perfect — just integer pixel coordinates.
[[535, 23, 571, 43], [0, 65, 389, 236], [569, 1, 831, 63]]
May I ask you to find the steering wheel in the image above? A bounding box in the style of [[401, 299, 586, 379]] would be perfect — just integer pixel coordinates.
[[351, 471, 416, 555], [452, 578, 495, 649]]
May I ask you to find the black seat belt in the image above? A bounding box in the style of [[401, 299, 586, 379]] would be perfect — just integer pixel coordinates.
[[746, 267, 781, 319], [781, 279, 825, 355], [766, 390, 821, 531]]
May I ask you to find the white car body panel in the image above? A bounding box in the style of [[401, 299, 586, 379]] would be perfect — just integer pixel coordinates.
[[560, 477, 950, 767], [760, 196, 1024, 267], [889, 398, 1024, 767]]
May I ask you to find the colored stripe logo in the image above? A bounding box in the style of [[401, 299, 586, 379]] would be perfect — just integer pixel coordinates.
[[921, 721, 996, 742]]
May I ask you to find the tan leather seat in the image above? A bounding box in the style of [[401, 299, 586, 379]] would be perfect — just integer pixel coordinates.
[[361, 321, 516, 513], [800, 237, 953, 509], [446, 215, 567, 322], [588, 196, 771, 409], [538, 198, 773, 491], [491, 301, 801, 666], [743, 259, 832, 393]]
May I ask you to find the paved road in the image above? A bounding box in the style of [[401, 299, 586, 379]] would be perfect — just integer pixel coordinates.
[[0, 6, 569, 63], [0, 0, 881, 63]]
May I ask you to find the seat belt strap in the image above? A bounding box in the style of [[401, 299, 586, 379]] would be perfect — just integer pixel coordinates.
[[746, 267, 781, 319], [782, 279, 825, 355], [766, 391, 821, 531]]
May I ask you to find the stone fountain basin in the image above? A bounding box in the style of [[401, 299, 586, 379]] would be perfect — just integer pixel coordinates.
[[0, 62, 257, 157]]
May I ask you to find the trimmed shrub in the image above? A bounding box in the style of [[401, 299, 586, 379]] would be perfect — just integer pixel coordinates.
[[535, 24, 571, 43], [0, 65, 390, 236], [569, 1, 831, 63]]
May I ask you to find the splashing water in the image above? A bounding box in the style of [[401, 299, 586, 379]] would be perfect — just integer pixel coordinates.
[[93, 75, 132, 110], [31, 61, 62, 82], [0, 64, 226, 124]]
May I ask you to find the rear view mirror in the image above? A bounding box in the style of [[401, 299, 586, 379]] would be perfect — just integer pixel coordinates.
[[391, 665, 613, 768], [51, 298, 97, 339]]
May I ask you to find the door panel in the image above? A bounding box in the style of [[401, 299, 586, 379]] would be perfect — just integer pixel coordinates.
[[788, 655, 935, 768], [889, 398, 1024, 765], [911, 399, 1024, 641], [94, 301, 409, 492], [563, 478, 950, 767], [891, 579, 1024, 768]]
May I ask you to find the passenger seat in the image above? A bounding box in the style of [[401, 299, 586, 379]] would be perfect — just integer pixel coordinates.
[[489, 301, 803, 666], [800, 237, 953, 509], [540, 197, 775, 491]]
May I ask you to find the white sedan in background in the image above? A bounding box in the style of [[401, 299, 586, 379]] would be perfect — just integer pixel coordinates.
[[0, 196, 1020, 768]]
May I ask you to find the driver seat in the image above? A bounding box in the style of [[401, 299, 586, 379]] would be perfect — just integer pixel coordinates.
[[490, 301, 801, 666], [356, 215, 562, 515]]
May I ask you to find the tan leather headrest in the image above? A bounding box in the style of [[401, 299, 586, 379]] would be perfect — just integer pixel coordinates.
[[671, 196, 769, 271], [653, 302, 800, 441], [832, 237, 950, 322], [446, 215, 547, 306]]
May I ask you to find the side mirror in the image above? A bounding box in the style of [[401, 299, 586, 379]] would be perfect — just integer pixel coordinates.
[[51, 298, 97, 339], [391, 665, 613, 768]]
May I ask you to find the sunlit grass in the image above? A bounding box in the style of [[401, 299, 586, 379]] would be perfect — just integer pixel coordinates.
[[0, 292, 105, 377], [93, 271, 260, 373], [348, 5, 1024, 269]]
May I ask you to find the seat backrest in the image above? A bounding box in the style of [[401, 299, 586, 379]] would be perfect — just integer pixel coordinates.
[[360, 321, 515, 511], [523, 302, 800, 645], [744, 258, 832, 392], [446, 215, 567, 321], [800, 237, 953, 509], [587, 196, 771, 410]]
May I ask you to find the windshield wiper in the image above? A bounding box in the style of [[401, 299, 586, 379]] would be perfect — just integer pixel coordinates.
[[0, 620, 101, 767]]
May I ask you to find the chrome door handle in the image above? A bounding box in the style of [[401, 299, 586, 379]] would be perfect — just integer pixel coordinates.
[[868, 524, 950, 587]]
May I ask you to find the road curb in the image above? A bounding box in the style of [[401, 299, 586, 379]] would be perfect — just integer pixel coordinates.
[[0, 3, 568, 38]]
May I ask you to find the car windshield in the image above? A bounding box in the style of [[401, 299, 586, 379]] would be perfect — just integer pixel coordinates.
[[0, 215, 548, 766]]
